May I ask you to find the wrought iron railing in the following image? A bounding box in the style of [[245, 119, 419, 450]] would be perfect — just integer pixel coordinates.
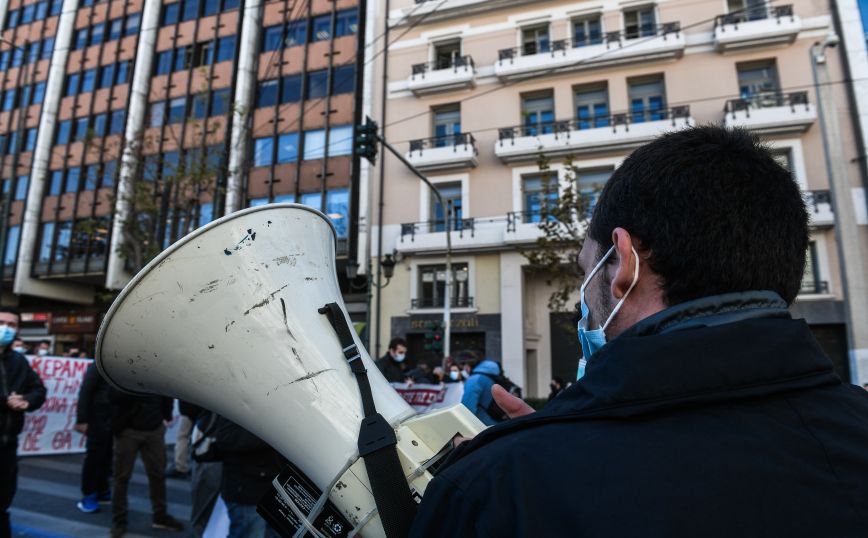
[[799, 279, 829, 295], [498, 106, 691, 142], [400, 217, 476, 241], [497, 22, 681, 62], [724, 91, 809, 117], [804, 190, 832, 214], [408, 133, 477, 155], [411, 55, 475, 78], [714, 4, 794, 29], [411, 296, 475, 309]]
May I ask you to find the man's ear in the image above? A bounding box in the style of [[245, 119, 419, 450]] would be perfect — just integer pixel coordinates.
[[610, 227, 637, 299]]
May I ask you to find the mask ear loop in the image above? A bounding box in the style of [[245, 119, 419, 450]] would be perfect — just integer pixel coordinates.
[[601, 246, 640, 331]]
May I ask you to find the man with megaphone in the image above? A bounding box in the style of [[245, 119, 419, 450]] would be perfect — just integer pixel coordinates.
[[409, 126, 868, 537]]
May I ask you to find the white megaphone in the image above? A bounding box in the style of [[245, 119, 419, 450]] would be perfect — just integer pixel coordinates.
[[96, 204, 485, 538]]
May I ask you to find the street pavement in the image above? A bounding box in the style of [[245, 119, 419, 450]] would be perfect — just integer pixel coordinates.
[[10, 451, 194, 538]]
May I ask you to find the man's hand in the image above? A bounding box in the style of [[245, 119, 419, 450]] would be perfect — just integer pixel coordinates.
[[6, 392, 29, 411], [74, 423, 88, 435], [491, 385, 535, 419]]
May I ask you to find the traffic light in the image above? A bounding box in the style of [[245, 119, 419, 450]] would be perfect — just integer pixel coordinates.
[[354, 116, 379, 165], [422, 320, 443, 354]]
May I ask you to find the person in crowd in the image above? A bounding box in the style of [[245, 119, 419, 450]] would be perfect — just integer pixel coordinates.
[[405, 362, 434, 384], [375, 337, 412, 382], [109, 390, 184, 537], [10, 340, 27, 355], [459, 352, 502, 426], [64, 347, 80, 358], [411, 127, 868, 536], [190, 411, 222, 537], [444, 364, 463, 384], [75, 361, 114, 513], [213, 416, 282, 538], [167, 400, 201, 479], [0, 307, 46, 538], [547, 377, 565, 401], [432, 366, 445, 384], [35, 341, 50, 357]]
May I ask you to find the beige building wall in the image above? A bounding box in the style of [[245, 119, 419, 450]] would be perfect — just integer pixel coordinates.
[[369, 0, 867, 392]]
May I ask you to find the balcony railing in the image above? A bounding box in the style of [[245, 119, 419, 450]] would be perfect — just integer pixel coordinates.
[[713, 4, 799, 51], [408, 55, 476, 95], [714, 4, 794, 29], [411, 296, 474, 309], [723, 91, 815, 134], [409, 133, 476, 153], [805, 189, 834, 227], [401, 217, 476, 241], [406, 133, 478, 171], [494, 23, 683, 80], [412, 55, 475, 77], [800, 279, 829, 295]]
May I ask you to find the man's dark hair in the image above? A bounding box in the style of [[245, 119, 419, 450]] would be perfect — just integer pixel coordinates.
[[388, 337, 407, 351], [589, 126, 808, 305], [0, 306, 20, 318]]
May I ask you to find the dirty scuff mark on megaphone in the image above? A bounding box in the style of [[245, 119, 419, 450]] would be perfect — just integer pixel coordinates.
[[243, 284, 289, 315], [223, 228, 257, 256]]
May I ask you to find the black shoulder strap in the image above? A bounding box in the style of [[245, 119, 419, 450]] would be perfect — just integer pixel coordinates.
[[319, 303, 417, 538]]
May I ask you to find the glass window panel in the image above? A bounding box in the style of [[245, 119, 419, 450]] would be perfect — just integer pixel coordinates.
[[329, 126, 353, 156], [99, 64, 115, 88], [168, 97, 186, 123], [198, 202, 214, 226], [36, 1, 48, 20], [1, 90, 15, 112], [55, 120, 72, 144], [55, 221, 71, 261], [162, 2, 180, 25], [303, 129, 326, 160], [6, 10, 18, 29], [109, 18, 123, 40], [89, 23, 105, 46], [50, 0, 62, 16], [49, 170, 63, 195], [281, 75, 302, 103], [203, 0, 219, 16], [65, 167, 81, 192], [10, 48, 23, 68], [263, 26, 283, 52], [174, 46, 191, 71], [75, 28, 88, 50], [194, 41, 215, 67], [81, 68, 97, 93], [521, 92, 555, 135], [21, 4, 35, 24], [274, 194, 294, 203], [0, 51, 10, 71], [312, 15, 331, 41], [32, 81, 46, 104], [335, 9, 358, 37], [257, 80, 278, 108], [65, 73, 80, 96], [102, 160, 117, 188], [332, 64, 355, 95], [254, 137, 273, 167], [4, 225, 20, 266], [27, 42, 41, 63], [109, 109, 125, 134], [74, 117, 89, 140], [41, 37, 54, 59], [216, 36, 236, 62], [286, 21, 307, 46], [84, 165, 99, 190], [210, 88, 231, 116], [191, 93, 208, 119], [38, 222, 54, 263], [430, 182, 462, 231], [306, 70, 329, 99], [576, 168, 612, 216], [277, 133, 299, 163], [628, 76, 665, 123], [25, 128, 37, 151], [249, 197, 269, 207], [149, 101, 166, 127], [326, 189, 349, 237], [14, 175, 28, 200], [155, 50, 173, 75], [182, 0, 200, 21], [92, 113, 106, 137], [116, 61, 130, 84], [300, 192, 321, 210]]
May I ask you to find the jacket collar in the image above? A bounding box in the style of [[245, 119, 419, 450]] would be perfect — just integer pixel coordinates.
[[448, 292, 840, 464]]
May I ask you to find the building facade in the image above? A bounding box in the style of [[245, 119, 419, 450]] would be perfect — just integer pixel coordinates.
[[0, 0, 365, 352], [370, 0, 868, 396]]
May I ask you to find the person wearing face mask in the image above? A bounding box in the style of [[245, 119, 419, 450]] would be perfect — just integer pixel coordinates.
[[547, 377, 564, 401], [375, 337, 412, 383], [410, 127, 868, 537], [0, 307, 46, 538], [35, 340, 50, 357], [444, 365, 462, 384], [10, 340, 27, 356]]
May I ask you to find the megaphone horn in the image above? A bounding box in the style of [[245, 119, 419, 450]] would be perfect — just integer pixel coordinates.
[[96, 204, 484, 538]]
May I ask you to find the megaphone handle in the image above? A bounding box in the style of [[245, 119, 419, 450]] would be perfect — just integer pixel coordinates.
[[319, 303, 418, 538]]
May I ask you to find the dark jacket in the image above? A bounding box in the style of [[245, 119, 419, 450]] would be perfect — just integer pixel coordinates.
[[76, 363, 112, 428], [0, 348, 46, 446], [109, 390, 173, 434], [213, 417, 283, 505], [412, 292, 868, 537], [178, 400, 202, 420], [376, 353, 413, 383]]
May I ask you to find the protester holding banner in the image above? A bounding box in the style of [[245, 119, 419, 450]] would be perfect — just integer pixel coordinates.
[[0, 307, 46, 538], [75, 362, 114, 513]]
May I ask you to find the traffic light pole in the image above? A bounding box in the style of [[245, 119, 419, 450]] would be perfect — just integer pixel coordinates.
[[376, 136, 452, 368]]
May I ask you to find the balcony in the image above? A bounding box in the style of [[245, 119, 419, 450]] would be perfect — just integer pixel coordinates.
[[800, 279, 829, 295], [713, 5, 800, 52], [723, 91, 816, 134], [407, 133, 478, 172], [408, 56, 476, 96], [411, 296, 475, 309], [397, 217, 510, 253], [495, 106, 693, 163], [504, 211, 547, 244], [805, 189, 834, 228], [494, 24, 684, 81]]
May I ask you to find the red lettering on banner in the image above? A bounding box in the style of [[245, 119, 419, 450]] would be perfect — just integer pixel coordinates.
[[52, 431, 72, 451], [21, 432, 41, 452]]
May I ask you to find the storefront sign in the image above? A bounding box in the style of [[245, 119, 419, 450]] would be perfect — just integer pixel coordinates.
[[409, 315, 480, 330], [50, 313, 98, 333]]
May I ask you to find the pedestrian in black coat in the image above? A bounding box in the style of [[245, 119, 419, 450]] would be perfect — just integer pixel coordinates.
[[375, 337, 412, 383], [75, 363, 114, 512], [411, 127, 868, 536]]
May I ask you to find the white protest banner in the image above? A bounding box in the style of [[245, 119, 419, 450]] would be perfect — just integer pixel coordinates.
[[17, 356, 183, 456], [390, 382, 464, 413], [19, 355, 89, 456]]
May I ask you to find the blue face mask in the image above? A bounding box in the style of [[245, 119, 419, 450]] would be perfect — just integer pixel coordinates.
[[0, 325, 16, 347], [576, 245, 640, 379]]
